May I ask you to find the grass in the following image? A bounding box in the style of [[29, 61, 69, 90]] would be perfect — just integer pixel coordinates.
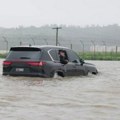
[[78, 52, 120, 60], [0, 53, 7, 59]]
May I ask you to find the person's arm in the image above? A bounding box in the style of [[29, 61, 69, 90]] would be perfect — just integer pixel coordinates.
[[60, 56, 68, 64]]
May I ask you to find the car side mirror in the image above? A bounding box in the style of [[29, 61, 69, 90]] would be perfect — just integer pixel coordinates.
[[72, 60, 78, 63]]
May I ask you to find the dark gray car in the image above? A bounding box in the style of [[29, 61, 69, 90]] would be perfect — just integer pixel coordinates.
[[3, 45, 98, 77]]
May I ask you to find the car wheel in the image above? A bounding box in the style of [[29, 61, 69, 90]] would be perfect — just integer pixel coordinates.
[[57, 71, 64, 77], [49, 71, 55, 78], [50, 71, 64, 78]]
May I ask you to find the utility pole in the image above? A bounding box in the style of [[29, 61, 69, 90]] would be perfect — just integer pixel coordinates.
[[52, 27, 62, 46], [43, 38, 48, 45], [2, 36, 8, 53], [70, 43, 72, 49], [102, 41, 107, 55], [20, 41, 22, 46], [91, 40, 96, 59], [31, 38, 35, 45], [116, 45, 118, 54], [80, 40, 84, 58]]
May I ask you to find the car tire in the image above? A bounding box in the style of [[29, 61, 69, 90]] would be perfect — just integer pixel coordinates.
[[50, 71, 64, 78], [57, 71, 64, 77]]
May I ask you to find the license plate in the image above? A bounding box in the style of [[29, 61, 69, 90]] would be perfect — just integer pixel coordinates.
[[16, 68, 24, 72]]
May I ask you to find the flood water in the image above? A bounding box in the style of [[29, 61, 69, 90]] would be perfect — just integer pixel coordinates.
[[0, 59, 120, 120]]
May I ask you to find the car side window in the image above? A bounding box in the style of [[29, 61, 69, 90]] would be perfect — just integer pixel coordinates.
[[49, 49, 59, 61], [67, 50, 80, 63], [41, 50, 51, 61]]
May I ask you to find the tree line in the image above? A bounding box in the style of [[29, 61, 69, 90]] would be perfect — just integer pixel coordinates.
[[0, 24, 120, 51]]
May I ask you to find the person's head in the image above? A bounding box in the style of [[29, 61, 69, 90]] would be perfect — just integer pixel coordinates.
[[59, 50, 65, 56]]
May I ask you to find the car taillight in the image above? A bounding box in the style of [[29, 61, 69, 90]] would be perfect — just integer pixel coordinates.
[[27, 61, 46, 66], [3, 61, 12, 66]]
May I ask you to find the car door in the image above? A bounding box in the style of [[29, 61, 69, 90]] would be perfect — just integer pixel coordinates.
[[66, 50, 85, 76], [65, 62, 77, 76]]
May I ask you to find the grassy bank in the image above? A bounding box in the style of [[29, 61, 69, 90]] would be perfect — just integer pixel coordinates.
[[79, 52, 120, 60]]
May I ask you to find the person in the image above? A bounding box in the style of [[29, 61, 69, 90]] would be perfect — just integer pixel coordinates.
[[59, 50, 68, 64]]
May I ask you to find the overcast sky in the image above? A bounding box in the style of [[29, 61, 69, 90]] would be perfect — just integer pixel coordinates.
[[0, 0, 120, 28]]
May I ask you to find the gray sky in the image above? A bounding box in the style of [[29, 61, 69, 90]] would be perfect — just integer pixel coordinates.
[[0, 0, 120, 28]]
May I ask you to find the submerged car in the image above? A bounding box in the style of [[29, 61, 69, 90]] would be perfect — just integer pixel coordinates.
[[3, 45, 98, 77]]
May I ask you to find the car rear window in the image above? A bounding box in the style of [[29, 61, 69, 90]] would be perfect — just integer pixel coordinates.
[[10, 47, 41, 51], [6, 47, 41, 61]]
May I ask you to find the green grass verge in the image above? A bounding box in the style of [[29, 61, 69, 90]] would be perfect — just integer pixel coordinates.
[[0, 53, 7, 59], [78, 52, 120, 60]]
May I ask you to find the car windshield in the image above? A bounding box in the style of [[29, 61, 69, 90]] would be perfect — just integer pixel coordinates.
[[6, 47, 41, 61]]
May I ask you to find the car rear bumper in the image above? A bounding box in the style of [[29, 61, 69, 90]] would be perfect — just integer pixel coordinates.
[[3, 72, 49, 78]]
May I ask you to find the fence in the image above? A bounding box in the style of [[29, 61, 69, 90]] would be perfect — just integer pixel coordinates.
[[0, 37, 120, 60]]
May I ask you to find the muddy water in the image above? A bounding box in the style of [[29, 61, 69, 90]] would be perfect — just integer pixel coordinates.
[[0, 59, 120, 120]]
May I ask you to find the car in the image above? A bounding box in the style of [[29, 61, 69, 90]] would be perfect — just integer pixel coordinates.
[[2, 45, 98, 77]]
